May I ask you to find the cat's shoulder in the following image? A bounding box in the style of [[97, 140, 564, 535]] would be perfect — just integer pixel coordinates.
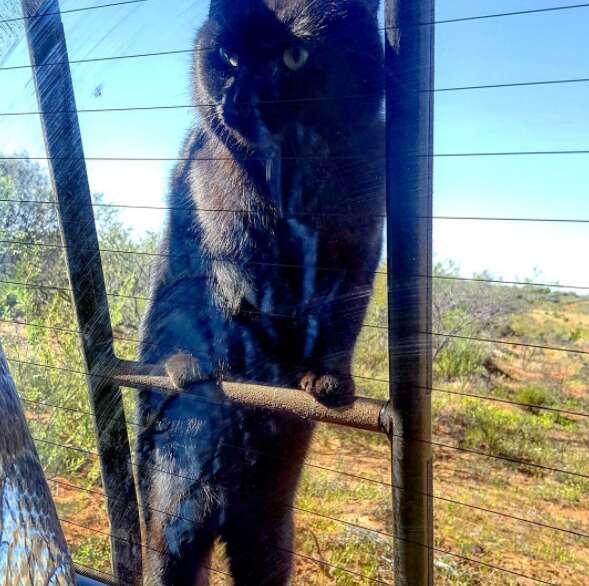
[[173, 128, 207, 179]]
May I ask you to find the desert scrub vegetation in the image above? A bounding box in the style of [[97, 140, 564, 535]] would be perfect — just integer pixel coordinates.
[[2, 158, 589, 584], [434, 394, 556, 463]]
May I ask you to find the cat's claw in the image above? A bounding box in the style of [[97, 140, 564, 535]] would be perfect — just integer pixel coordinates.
[[165, 352, 205, 390], [300, 372, 354, 407]]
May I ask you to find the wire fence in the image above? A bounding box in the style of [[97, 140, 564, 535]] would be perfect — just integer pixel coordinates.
[[3, 339, 589, 583], [1, 0, 589, 584]]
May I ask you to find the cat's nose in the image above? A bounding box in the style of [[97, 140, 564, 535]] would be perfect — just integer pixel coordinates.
[[222, 83, 258, 136]]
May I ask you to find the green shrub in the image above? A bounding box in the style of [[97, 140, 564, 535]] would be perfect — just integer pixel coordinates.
[[457, 399, 550, 463], [434, 340, 486, 381], [568, 327, 583, 343], [515, 384, 553, 414], [70, 535, 111, 574]]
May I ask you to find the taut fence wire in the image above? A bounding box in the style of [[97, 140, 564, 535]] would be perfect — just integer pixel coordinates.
[[1, 0, 588, 584]]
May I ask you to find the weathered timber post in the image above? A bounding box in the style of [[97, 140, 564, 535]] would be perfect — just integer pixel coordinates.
[[383, 1, 435, 584], [20, 1, 141, 583]]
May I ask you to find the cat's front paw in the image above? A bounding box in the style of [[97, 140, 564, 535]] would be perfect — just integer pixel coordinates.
[[300, 372, 354, 407], [165, 352, 205, 390]]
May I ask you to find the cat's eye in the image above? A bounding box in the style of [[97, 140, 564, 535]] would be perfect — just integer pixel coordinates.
[[219, 47, 239, 68], [283, 46, 309, 71]]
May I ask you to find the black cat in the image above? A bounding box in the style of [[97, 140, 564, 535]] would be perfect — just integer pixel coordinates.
[[136, 1, 384, 584]]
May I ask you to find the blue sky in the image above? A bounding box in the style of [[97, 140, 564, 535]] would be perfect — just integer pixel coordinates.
[[1, 0, 588, 288]]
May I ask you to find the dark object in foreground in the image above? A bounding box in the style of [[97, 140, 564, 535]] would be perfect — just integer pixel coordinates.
[[0, 341, 76, 586]]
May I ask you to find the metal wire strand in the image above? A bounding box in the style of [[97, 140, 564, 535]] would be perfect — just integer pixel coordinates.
[[2, 47, 589, 95], [432, 76, 589, 93], [0, 0, 147, 25], [0, 93, 381, 117], [58, 516, 231, 580], [46, 463, 561, 586], [36, 391, 586, 554], [49, 470, 390, 584], [6, 296, 589, 360], [429, 331, 589, 357], [2, 2, 588, 68], [3, 241, 589, 291], [4, 150, 589, 164], [0, 48, 196, 72], [0, 154, 369, 162], [0, 312, 386, 355], [41, 444, 575, 585], [6, 305, 587, 421], [8, 317, 589, 448], [431, 149, 589, 157], [7, 322, 589, 420], [8, 197, 589, 228], [41, 420, 589, 544], [430, 273, 589, 292], [20, 344, 589, 425], [0, 233, 391, 280], [427, 386, 589, 420], [7, 234, 589, 293], [405, 2, 589, 26]]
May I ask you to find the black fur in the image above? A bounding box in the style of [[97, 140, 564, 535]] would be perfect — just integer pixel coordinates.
[[136, 1, 384, 583]]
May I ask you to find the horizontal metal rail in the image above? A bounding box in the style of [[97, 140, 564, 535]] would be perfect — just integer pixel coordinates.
[[114, 359, 388, 434]]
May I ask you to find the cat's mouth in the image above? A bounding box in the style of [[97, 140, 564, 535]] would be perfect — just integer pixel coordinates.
[[221, 95, 280, 144]]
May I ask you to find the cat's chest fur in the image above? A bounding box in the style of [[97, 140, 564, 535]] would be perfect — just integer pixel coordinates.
[[184, 126, 347, 378], [191, 126, 339, 316]]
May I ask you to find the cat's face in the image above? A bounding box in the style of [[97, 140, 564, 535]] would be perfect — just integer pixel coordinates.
[[193, 0, 383, 149]]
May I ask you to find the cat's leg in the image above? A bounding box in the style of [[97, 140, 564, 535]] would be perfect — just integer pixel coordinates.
[[142, 518, 216, 586], [298, 283, 372, 407], [139, 450, 219, 586], [139, 455, 222, 586], [223, 506, 294, 586], [136, 386, 229, 585], [297, 307, 357, 407], [220, 429, 309, 586], [142, 282, 225, 392]]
